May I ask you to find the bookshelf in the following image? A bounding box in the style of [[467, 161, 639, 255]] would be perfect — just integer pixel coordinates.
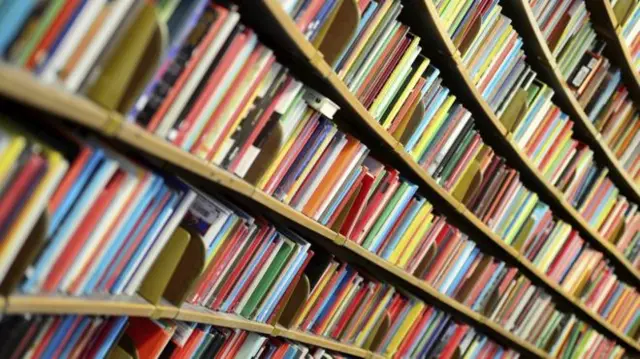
[[504, 0, 640, 207], [0, 0, 638, 356], [586, 0, 640, 99], [0, 65, 550, 358]]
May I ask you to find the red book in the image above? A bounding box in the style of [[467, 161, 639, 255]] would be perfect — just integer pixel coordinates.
[[538, 121, 574, 170], [465, 261, 498, 306], [300, 265, 346, 331], [100, 190, 173, 291], [173, 30, 251, 147], [482, 169, 517, 223], [0, 154, 46, 233], [229, 236, 279, 313], [268, 249, 315, 324], [355, 28, 407, 100], [172, 329, 206, 359], [363, 37, 412, 108], [146, 5, 230, 132], [210, 224, 270, 310], [403, 218, 443, 273], [526, 108, 559, 156], [196, 225, 249, 303], [222, 330, 248, 358], [42, 172, 125, 291], [350, 170, 400, 243], [297, 0, 325, 32], [51, 317, 82, 358], [420, 109, 465, 170], [49, 145, 93, 213], [422, 224, 454, 283], [389, 77, 426, 134], [396, 307, 433, 357], [25, 0, 85, 70], [326, 169, 366, 228], [127, 318, 175, 359], [444, 134, 482, 189], [545, 231, 577, 279], [438, 324, 469, 359], [478, 35, 518, 92], [311, 270, 358, 334], [67, 174, 151, 293], [496, 267, 519, 298], [375, 197, 417, 256], [32, 318, 62, 359], [499, 282, 531, 325], [339, 171, 374, 237], [227, 77, 293, 171], [330, 283, 366, 338]]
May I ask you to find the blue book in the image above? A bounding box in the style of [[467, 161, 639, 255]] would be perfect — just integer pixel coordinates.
[[334, 1, 378, 71], [489, 59, 526, 109], [274, 118, 331, 201], [81, 175, 163, 293], [530, 114, 565, 160], [440, 241, 476, 295], [444, 247, 480, 297], [320, 166, 363, 225], [418, 106, 460, 165], [206, 214, 239, 259], [472, 261, 506, 311], [586, 185, 615, 226], [380, 298, 415, 350], [112, 190, 181, 293], [469, 20, 511, 78], [558, 246, 584, 284], [60, 317, 91, 358], [421, 67, 441, 97], [381, 196, 426, 259], [97, 182, 170, 292], [41, 316, 78, 359], [166, 0, 210, 45], [368, 184, 419, 253], [220, 230, 278, 312], [573, 167, 598, 207], [514, 89, 548, 142], [411, 310, 444, 356], [492, 187, 526, 234], [601, 284, 624, 318], [419, 315, 451, 358], [482, 40, 523, 101], [308, 0, 339, 39], [94, 317, 128, 359], [23, 156, 118, 293], [588, 70, 621, 121], [0, 0, 38, 55], [49, 148, 104, 236], [405, 87, 449, 151], [307, 267, 350, 332], [256, 246, 310, 322], [503, 193, 538, 242]]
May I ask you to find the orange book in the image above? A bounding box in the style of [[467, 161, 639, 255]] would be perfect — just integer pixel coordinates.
[[302, 136, 362, 217]]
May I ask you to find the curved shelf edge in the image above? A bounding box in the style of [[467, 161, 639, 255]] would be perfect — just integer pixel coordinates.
[[509, 0, 640, 204], [0, 65, 550, 358]]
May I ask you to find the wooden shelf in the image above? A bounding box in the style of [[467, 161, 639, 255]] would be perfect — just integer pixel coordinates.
[[506, 0, 640, 205], [243, 0, 640, 352], [1, 294, 369, 357], [0, 64, 551, 358]]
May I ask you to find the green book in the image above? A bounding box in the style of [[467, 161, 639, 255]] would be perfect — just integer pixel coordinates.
[[561, 323, 583, 359], [240, 239, 295, 318], [361, 182, 409, 250], [437, 127, 476, 183], [193, 332, 215, 359], [16, 0, 66, 65]]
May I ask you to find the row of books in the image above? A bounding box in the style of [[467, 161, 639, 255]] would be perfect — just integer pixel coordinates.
[[0, 0, 142, 92], [0, 117, 197, 296], [508, 79, 640, 266], [612, 0, 639, 70], [279, 0, 343, 44], [527, 0, 640, 182]]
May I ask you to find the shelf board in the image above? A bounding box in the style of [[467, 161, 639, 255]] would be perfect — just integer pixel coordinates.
[[244, 0, 640, 353], [0, 64, 552, 358], [274, 325, 369, 358], [506, 0, 640, 204], [5, 293, 156, 317], [176, 303, 274, 335]]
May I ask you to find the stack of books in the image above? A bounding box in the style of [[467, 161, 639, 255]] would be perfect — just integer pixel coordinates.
[[0, 314, 128, 359], [184, 191, 313, 325], [527, 0, 640, 181], [435, 0, 534, 115], [612, 0, 639, 70], [0, 0, 142, 92]]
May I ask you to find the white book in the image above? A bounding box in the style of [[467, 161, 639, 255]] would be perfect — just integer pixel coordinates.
[[235, 333, 268, 358], [64, 0, 138, 92], [489, 280, 516, 321], [123, 189, 197, 294], [504, 285, 535, 331], [60, 170, 140, 293], [427, 112, 472, 175], [154, 11, 241, 138], [40, 0, 109, 84]]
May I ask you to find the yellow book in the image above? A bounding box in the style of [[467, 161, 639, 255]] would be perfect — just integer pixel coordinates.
[[444, 0, 469, 30], [369, 35, 422, 118], [338, 0, 393, 78], [537, 224, 571, 272], [474, 24, 513, 84], [385, 300, 425, 356], [292, 262, 339, 328], [381, 56, 430, 129], [439, 0, 459, 26], [577, 169, 608, 213], [284, 126, 338, 204], [606, 289, 629, 322], [397, 214, 435, 268], [593, 190, 619, 229], [410, 95, 456, 159], [0, 148, 68, 281], [389, 204, 433, 264], [0, 134, 27, 189], [462, 5, 502, 63], [257, 110, 314, 189], [540, 131, 573, 177], [463, 341, 480, 359], [316, 276, 358, 335], [532, 120, 569, 168], [355, 288, 395, 346]]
